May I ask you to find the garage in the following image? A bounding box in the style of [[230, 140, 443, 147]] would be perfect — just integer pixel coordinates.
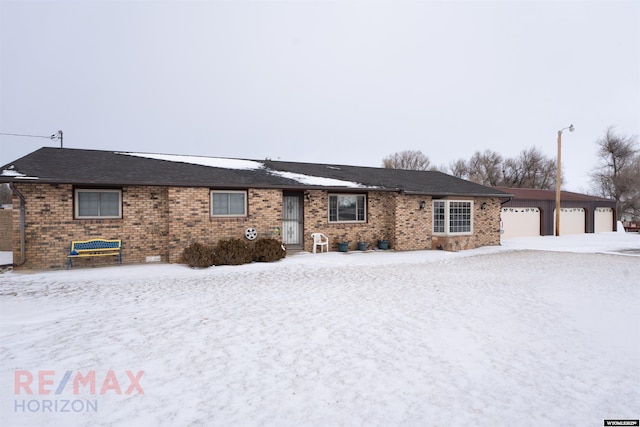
[[555, 208, 585, 235], [594, 207, 614, 233], [495, 187, 616, 236], [501, 207, 540, 238]]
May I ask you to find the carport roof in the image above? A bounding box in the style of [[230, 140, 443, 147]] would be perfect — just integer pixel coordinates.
[[493, 186, 614, 202]]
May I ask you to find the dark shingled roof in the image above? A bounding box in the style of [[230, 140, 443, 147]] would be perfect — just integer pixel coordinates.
[[1, 147, 511, 198], [264, 159, 510, 197]]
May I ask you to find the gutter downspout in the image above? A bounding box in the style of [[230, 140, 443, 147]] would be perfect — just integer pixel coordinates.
[[500, 196, 513, 206], [499, 197, 512, 239], [9, 183, 26, 266]]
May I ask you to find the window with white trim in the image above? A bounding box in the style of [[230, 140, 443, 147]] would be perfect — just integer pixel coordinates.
[[433, 200, 473, 234], [211, 190, 247, 217], [328, 194, 366, 223], [75, 189, 122, 219], [433, 200, 446, 233]]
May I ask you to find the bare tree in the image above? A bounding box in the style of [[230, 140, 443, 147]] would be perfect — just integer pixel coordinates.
[[448, 158, 469, 179], [389, 146, 555, 190], [500, 157, 521, 187], [382, 150, 432, 171], [443, 147, 557, 189], [512, 147, 557, 189], [623, 156, 640, 220], [590, 126, 639, 220], [467, 150, 503, 186]]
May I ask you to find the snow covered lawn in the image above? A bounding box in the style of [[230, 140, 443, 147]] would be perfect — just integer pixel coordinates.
[[1, 233, 639, 426]]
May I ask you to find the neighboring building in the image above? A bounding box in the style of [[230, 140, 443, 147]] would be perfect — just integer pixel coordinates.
[[0, 147, 511, 269], [495, 186, 617, 238]]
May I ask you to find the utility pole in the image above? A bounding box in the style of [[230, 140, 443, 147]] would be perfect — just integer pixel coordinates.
[[555, 124, 574, 236], [53, 130, 63, 148]]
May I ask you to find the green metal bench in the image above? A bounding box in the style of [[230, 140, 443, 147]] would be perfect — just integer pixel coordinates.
[[66, 239, 122, 269]]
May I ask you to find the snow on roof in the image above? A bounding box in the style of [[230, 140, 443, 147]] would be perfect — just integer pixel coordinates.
[[1, 169, 24, 177], [1, 167, 38, 180], [119, 152, 264, 170], [269, 170, 370, 188], [120, 152, 368, 188]]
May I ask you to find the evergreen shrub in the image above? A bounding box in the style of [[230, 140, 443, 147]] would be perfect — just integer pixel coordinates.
[[212, 238, 254, 266], [252, 238, 286, 262], [182, 242, 215, 268]]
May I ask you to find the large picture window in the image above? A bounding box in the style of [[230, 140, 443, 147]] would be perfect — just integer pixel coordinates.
[[211, 190, 247, 217], [75, 189, 122, 219], [433, 200, 473, 234], [328, 194, 366, 223]]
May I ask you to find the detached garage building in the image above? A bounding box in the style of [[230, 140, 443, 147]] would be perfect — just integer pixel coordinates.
[[494, 187, 617, 238]]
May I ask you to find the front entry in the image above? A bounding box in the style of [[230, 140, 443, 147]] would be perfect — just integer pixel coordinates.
[[282, 193, 304, 249]]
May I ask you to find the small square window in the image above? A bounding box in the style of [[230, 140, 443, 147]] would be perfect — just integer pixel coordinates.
[[328, 194, 366, 223], [75, 189, 122, 219], [211, 191, 247, 217]]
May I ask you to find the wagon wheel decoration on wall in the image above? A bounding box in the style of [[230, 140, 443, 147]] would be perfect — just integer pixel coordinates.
[[245, 228, 258, 240]]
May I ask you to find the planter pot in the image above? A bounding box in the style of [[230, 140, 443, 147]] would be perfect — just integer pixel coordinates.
[[337, 242, 349, 252], [357, 242, 367, 251], [377, 240, 389, 250]]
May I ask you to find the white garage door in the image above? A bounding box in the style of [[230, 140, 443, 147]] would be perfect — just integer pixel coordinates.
[[554, 208, 585, 235], [594, 207, 614, 233], [501, 207, 540, 238]]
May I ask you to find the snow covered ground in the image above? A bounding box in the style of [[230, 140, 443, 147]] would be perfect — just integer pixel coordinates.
[[1, 232, 638, 426]]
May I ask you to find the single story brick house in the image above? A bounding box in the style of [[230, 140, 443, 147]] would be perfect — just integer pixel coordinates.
[[494, 186, 617, 238], [1, 147, 511, 269]]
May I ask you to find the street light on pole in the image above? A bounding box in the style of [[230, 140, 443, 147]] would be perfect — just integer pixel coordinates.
[[555, 124, 574, 236]]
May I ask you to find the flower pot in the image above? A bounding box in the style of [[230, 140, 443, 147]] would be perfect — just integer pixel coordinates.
[[377, 240, 389, 250], [357, 242, 367, 251], [337, 242, 349, 252]]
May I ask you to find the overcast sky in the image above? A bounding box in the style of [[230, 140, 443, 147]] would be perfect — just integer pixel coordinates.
[[1, 0, 638, 192]]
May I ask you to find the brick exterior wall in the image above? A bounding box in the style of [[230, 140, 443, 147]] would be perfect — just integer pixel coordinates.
[[0, 208, 12, 251], [431, 197, 502, 251], [12, 184, 170, 269], [302, 190, 397, 251], [394, 194, 433, 251], [10, 184, 502, 269], [167, 187, 283, 263]]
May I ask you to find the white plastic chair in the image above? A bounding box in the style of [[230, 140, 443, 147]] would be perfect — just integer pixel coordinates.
[[311, 233, 329, 254]]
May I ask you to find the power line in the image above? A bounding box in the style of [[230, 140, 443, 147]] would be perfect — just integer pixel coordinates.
[[0, 130, 63, 147], [0, 132, 53, 139]]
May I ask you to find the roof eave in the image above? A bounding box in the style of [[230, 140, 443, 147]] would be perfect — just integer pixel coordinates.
[[406, 190, 513, 198], [2, 177, 514, 198], [1, 178, 391, 192]]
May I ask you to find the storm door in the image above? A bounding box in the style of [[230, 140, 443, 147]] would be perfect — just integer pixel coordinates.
[[282, 193, 303, 249]]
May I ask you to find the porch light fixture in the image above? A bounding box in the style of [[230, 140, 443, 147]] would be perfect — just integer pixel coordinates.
[[555, 124, 574, 236], [419, 200, 426, 210], [305, 192, 311, 200], [480, 202, 487, 210]]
